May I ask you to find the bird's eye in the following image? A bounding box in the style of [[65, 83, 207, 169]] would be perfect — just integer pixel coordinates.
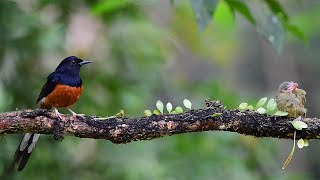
[[72, 60, 76, 64]]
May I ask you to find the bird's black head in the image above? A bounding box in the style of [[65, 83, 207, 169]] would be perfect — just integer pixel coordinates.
[[55, 56, 91, 76]]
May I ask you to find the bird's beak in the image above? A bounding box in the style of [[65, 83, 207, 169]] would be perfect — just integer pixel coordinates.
[[287, 82, 298, 92], [79, 61, 92, 66]]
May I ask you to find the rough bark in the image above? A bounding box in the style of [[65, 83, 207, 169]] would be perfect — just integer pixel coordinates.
[[0, 100, 318, 144]]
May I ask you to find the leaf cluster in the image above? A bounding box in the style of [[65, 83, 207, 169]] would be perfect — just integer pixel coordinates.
[[144, 99, 192, 116], [238, 97, 288, 116]]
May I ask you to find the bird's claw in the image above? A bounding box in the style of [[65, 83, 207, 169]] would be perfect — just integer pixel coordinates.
[[72, 113, 85, 118], [54, 108, 63, 120], [293, 116, 302, 121], [67, 108, 85, 118], [94, 116, 116, 120]]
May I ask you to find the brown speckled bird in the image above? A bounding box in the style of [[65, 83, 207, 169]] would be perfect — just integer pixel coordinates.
[[276, 81, 307, 117]]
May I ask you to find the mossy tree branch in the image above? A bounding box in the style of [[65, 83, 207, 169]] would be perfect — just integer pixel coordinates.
[[0, 100, 318, 143]]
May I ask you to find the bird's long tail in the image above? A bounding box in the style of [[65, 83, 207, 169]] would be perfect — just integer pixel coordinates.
[[7, 133, 40, 172]]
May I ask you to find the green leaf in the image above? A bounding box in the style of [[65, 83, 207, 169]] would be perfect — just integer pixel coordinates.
[[256, 107, 267, 114], [183, 99, 192, 110], [175, 106, 184, 114], [212, 113, 222, 117], [274, 111, 288, 116], [286, 24, 306, 42], [282, 131, 296, 169], [116, 110, 125, 117], [291, 121, 308, 130], [267, 98, 277, 112], [238, 103, 248, 110], [156, 100, 164, 114], [153, 110, 161, 115], [171, 110, 177, 114], [144, 110, 152, 117], [297, 138, 304, 149], [225, 0, 255, 24], [190, 0, 219, 32], [166, 102, 173, 113], [91, 0, 130, 15], [264, 0, 288, 21], [255, 97, 267, 109], [261, 15, 285, 54], [247, 105, 254, 111], [250, 2, 285, 54]]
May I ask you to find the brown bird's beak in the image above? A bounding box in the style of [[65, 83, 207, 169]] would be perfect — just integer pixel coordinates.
[[79, 61, 92, 66], [287, 82, 298, 92]]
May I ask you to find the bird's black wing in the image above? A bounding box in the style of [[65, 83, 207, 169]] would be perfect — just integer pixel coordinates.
[[35, 73, 60, 104]]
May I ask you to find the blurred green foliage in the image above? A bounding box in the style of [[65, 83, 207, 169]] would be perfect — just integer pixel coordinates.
[[189, 0, 305, 54], [0, 0, 316, 180]]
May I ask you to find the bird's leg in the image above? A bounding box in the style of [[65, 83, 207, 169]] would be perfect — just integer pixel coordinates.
[[53, 108, 63, 119], [67, 108, 85, 118], [293, 116, 302, 121]]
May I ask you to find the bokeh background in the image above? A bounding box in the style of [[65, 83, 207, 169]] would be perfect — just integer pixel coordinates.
[[0, 0, 320, 179]]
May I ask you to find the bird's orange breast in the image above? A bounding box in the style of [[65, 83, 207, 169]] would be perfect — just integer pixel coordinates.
[[41, 84, 83, 109]]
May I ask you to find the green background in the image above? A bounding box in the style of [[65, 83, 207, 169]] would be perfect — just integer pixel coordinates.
[[0, 0, 319, 179]]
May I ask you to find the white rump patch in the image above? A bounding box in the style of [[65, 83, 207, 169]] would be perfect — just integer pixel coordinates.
[[19, 133, 31, 151], [28, 134, 40, 153]]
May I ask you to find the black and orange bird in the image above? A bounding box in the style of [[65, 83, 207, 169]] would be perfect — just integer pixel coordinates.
[[8, 56, 91, 172], [276, 81, 307, 118]]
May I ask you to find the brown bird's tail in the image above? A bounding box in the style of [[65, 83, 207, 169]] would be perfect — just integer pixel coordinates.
[[7, 133, 40, 172]]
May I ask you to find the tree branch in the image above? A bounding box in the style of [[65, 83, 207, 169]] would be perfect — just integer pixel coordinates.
[[0, 100, 317, 143]]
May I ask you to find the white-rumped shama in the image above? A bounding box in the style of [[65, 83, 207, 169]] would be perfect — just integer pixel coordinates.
[[8, 56, 91, 172]]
